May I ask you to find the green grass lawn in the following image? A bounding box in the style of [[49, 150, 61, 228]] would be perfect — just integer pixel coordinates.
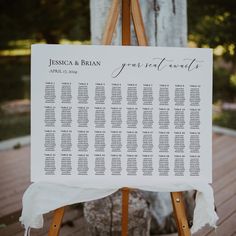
[[0, 112, 30, 141], [213, 110, 236, 130]]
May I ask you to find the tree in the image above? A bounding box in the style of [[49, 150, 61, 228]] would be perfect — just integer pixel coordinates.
[[89, 0, 193, 234], [188, 0, 236, 102], [0, 0, 90, 47], [188, 0, 236, 65], [90, 0, 187, 47]]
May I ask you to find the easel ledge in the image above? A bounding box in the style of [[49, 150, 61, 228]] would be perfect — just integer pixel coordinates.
[[49, 1, 191, 235]]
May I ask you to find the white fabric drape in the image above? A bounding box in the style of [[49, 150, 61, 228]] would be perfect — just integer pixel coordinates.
[[20, 182, 218, 235]]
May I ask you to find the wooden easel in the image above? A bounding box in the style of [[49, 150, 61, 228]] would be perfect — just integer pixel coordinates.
[[48, 0, 191, 235]]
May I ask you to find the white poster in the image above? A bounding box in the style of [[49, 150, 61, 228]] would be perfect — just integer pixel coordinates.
[[31, 44, 212, 187]]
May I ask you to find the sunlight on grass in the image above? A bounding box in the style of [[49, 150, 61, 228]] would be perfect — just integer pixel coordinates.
[[0, 49, 30, 56], [0, 39, 91, 56], [0, 38, 233, 58], [60, 39, 90, 45], [230, 74, 236, 88], [214, 45, 225, 56], [187, 41, 197, 48]]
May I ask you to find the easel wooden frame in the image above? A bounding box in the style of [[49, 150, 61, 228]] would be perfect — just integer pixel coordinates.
[[48, 0, 191, 235]]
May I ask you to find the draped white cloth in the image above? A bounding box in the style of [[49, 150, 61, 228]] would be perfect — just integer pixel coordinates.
[[20, 182, 218, 235]]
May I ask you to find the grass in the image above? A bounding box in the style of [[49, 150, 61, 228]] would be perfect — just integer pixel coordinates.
[[0, 39, 90, 56], [0, 57, 30, 103], [213, 110, 236, 130], [0, 112, 30, 141]]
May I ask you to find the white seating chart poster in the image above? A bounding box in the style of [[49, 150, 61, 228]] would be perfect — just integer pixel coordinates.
[[31, 44, 212, 187]]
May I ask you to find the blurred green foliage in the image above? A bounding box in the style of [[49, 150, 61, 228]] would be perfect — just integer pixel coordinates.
[[0, 111, 30, 141], [213, 67, 236, 103], [0, 57, 30, 102], [0, 0, 90, 48], [188, 0, 236, 62], [189, 0, 236, 130], [213, 110, 236, 130]]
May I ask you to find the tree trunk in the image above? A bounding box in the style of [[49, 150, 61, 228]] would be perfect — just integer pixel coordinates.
[[84, 190, 151, 236], [89, 0, 192, 235], [90, 0, 187, 47]]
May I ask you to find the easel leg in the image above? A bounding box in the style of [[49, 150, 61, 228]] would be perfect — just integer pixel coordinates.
[[171, 192, 191, 236], [131, 0, 148, 46], [102, 0, 119, 45], [121, 1, 131, 235], [122, 0, 131, 45], [122, 188, 130, 236], [48, 207, 65, 236]]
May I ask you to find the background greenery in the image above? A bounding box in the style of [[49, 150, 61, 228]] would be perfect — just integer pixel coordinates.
[[0, 0, 236, 140]]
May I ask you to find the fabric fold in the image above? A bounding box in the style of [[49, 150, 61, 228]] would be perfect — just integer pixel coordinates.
[[20, 182, 218, 235]]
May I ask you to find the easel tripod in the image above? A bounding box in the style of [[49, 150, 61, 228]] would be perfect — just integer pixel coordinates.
[[49, 0, 191, 235]]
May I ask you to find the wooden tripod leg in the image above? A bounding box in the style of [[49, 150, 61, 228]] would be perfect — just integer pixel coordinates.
[[171, 192, 191, 236], [48, 207, 65, 236], [122, 0, 131, 45], [102, 0, 120, 45], [121, 1, 131, 235], [121, 187, 130, 236], [131, 0, 148, 46]]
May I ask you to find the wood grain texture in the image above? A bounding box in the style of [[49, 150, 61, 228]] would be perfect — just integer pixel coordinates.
[[102, 0, 119, 45], [121, 1, 131, 235], [131, 0, 148, 46], [171, 192, 191, 236], [121, 188, 130, 236], [122, 0, 131, 45], [48, 207, 65, 236]]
